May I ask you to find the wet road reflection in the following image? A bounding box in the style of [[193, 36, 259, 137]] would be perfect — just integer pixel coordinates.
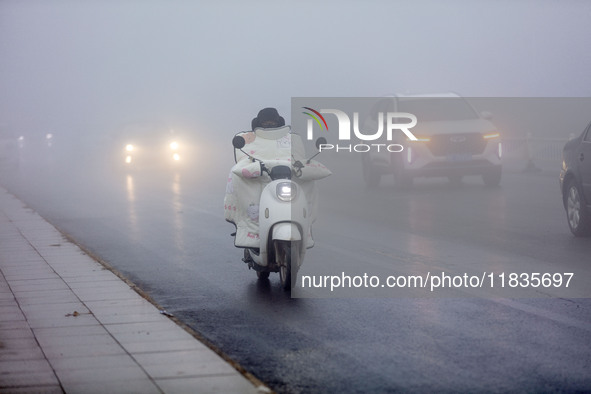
[[3, 157, 591, 393], [171, 172, 185, 252], [125, 174, 139, 243]]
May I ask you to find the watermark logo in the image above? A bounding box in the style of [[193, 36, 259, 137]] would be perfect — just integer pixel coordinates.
[[302, 107, 418, 153], [302, 107, 329, 132]]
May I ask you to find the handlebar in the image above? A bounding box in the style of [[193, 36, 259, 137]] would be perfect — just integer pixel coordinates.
[[231, 134, 329, 180]]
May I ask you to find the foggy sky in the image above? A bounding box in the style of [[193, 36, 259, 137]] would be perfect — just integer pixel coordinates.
[[1, 0, 591, 138]]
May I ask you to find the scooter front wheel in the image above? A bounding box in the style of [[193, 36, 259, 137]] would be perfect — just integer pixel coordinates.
[[275, 240, 292, 290]]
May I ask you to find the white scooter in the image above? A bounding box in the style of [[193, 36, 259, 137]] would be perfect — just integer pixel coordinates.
[[231, 135, 326, 290]]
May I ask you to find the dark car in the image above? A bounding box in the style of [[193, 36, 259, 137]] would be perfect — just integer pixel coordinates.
[[560, 121, 591, 236]]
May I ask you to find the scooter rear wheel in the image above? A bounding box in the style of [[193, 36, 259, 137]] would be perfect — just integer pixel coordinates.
[[256, 271, 270, 280]]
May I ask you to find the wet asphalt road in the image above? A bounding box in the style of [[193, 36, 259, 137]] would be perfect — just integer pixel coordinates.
[[2, 150, 591, 393]]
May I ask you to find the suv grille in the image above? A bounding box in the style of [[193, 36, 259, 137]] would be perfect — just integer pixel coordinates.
[[427, 134, 487, 156]]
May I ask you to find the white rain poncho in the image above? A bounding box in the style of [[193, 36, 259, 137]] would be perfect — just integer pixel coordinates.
[[224, 126, 330, 248]]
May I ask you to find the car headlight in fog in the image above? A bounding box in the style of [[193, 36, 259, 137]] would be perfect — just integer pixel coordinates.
[[125, 155, 132, 164], [126, 144, 134, 152], [170, 141, 179, 150], [407, 136, 431, 142], [172, 153, 180, 161], [483, 132, 500, 139]]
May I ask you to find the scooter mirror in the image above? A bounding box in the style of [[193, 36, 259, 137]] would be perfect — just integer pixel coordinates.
[[232, 135, 246, 149], [315, 137, 327, 150]]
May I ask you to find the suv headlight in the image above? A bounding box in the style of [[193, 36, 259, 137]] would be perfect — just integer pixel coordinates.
[[276, 182, 296, 202]]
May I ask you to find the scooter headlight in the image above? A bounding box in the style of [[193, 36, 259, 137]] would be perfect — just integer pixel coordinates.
[[277, 182, 296, 202]]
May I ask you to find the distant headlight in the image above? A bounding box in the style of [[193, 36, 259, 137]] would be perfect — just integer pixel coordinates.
[[125, 144, 134, 152], [172, 153, 180, 161], [170, 141, 179, 150]]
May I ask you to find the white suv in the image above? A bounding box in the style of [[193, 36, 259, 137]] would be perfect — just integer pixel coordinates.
[[361, 94, 502, 187]]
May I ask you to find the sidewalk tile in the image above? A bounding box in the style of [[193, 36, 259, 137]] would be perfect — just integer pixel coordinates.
[[42, 341, 127, 359], [50, 354, 139, 372], [104, 320, 181, 335], [0, 344, 45, 362], [61, 379, 161, 394], [0, 261, 50, 271], [56, 365, 150, 385], [84, 298, 152, 309], [155, 375, 260, 394], [0, 359, 54, 375], [0, 311, 25, 322], [0, 305, 22, 316], [65, 273, 122, 284], [0, 384, 63, 393], [133, 349, 238, 378], [0, 320, 30, 331], [26, 313, 99, 330], [35, 332, 117, 350], [124, 338, 207, 354], [110, 329, 194, 346], [69, 279, 132, 293], [32, 325, 106, 341], [0, 370, 60, 389], [7, 279, 69, 293], [19, 302, 88, 317], [3, 272, 58, 282], [0, 327, 35, 340], [66, 277, 123, 289], [73, 286, 138, 300], [93, 311, 168, 325], [13, 290, 80, 306]]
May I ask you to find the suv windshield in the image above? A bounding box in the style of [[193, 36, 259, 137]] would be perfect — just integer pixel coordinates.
[[397, 98, 479, 122]]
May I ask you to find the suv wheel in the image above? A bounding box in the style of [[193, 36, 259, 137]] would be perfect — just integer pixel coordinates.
[[565, 179, 591, 236]]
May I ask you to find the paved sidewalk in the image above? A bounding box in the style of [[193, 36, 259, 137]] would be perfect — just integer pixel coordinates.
[[0, 186, 267, 394]]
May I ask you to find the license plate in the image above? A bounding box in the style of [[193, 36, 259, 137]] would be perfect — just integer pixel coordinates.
[[447, 153, 472, 162]]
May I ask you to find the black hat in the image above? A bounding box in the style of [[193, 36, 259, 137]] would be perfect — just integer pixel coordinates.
[[251, 107, 285, 130]]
